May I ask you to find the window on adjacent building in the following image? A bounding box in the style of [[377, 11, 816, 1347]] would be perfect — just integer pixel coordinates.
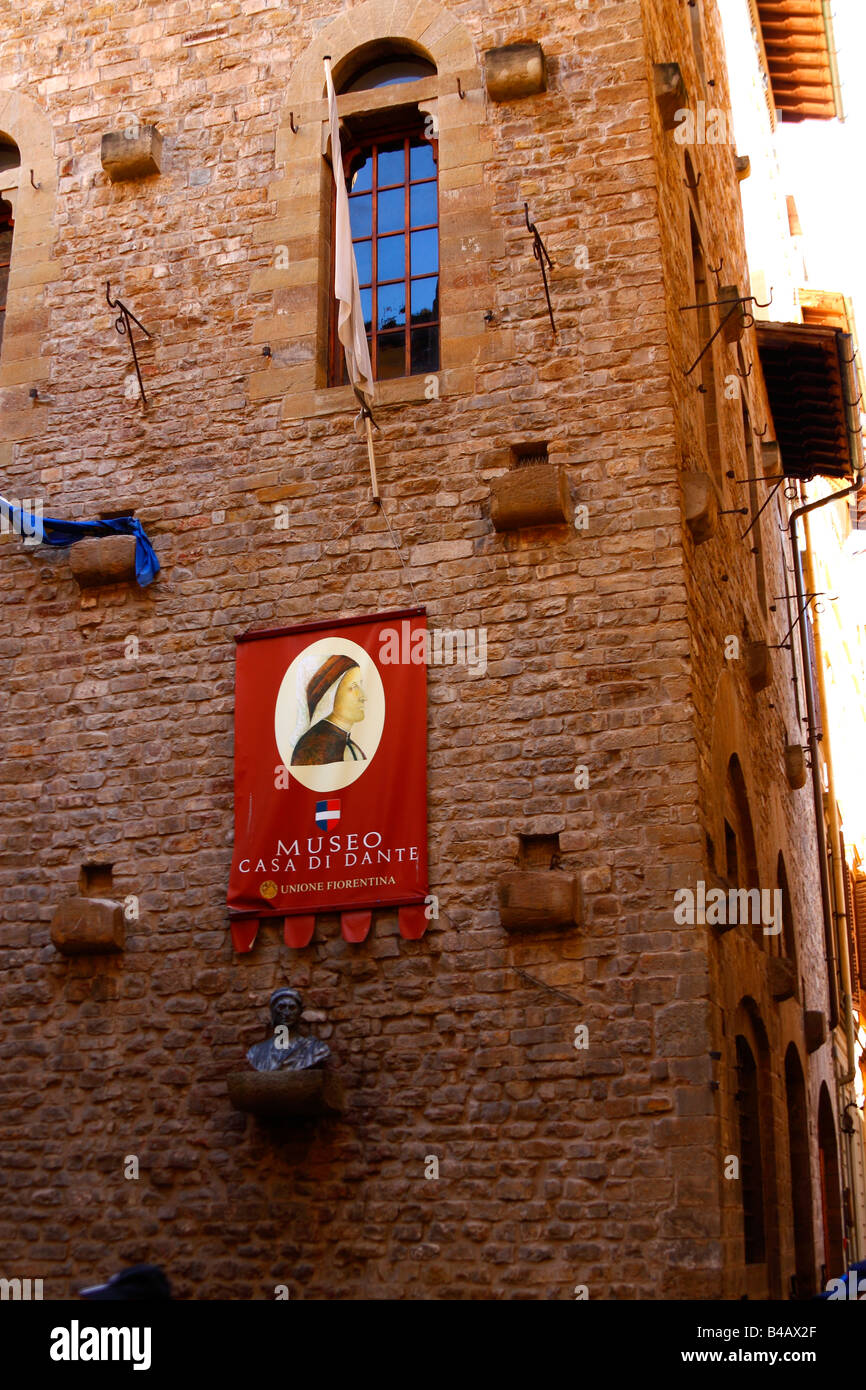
[[689, 212, 722, 484], [741, 396, 768, 615], [735, 1034, 766, 1264], [330, 126, 439, 385], [0, 198, 13, 353], [0, 133, 20, 357]]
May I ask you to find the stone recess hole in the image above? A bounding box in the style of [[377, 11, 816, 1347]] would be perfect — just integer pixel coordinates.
[[518, 833, 560, 869], [79, 863, 114, 896], [511, 441, 549, 468]]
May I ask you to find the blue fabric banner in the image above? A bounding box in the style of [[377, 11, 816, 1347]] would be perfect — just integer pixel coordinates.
[[0, 495, 159, 586]]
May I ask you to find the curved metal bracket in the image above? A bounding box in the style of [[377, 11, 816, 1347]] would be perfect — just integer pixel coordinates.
[[105, 281, 151, 406]]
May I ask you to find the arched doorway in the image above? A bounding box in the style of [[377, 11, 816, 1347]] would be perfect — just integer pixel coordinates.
[[784, 1045, 815, 1296], [817, 1084, 845, 1283]]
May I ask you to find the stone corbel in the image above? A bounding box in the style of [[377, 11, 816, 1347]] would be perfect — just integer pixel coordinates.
[[498, 870, 581, 932], [768, 956, 798, 1002], [50, 896, 125, 955], [682, 470, 718, 545], [804, 1010, 827, 1054], [101, 126, 162, 181], [490, 464, 572, 531], [227, 1070, 345, 1119], [744, 640, 771, 693], [69, 535, 138, 588], [484, 43, 546, 102], [784, 743, 807, 790]]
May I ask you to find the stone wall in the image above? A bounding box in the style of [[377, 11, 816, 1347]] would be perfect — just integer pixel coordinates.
[[0, 0, 835, 1299]]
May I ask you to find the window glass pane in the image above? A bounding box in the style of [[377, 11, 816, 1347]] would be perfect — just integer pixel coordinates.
[[360, 288, 373, 336], [376, 233, 405, 283], [377, 143, 405, 188], [349, 194, 372, 239], [377, 331, 405, 379], [410, 229, 438, 277], [354, 239, 372, 287], [410, 276, 438, 324], [348, 153, 372, 193], [377, 285, 406, 331], [411, 326, 439, 375], [343, 59, 436, 93], [410, 181, 437, 228], [410, 141, 437, 181], [377, 187, 405, 234]]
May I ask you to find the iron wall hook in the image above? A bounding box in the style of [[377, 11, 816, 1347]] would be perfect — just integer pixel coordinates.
[[105, 281, 151, 406], [523, 203, 556, 338]]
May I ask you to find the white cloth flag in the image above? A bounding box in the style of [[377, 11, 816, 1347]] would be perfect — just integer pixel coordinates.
[[326, 58, 375, 402]]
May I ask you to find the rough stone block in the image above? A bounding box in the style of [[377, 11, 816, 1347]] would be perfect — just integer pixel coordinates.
[[498, 870, 580, 932], [735, 155, 751, 180], [69, 535, 138, 587], [654, 63, 688, 131], [719, 285, 747, 343], [784, 743, 807, 790], [227, 1069, 345, 1119], [100, 126, 162, 181], [50, 896, 125, 955], [804, 1010, 827, 1054], [768, 956, 798, 1001], [490, 464, 572, 531], [761, 441, 782, 476], [744, 640, 771, 692], [682, 470, 718, 545], [484, 43, 546, 102]]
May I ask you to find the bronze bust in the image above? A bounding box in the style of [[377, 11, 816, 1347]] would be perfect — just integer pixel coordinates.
[[246, 987, 331, 1072]]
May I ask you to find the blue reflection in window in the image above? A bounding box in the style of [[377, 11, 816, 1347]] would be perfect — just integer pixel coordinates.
[[360, 287, 372, 335], [377, 188, 405, 234], [377, 143, 405, 187], [349, 154, 372, 193], [410, 142, 436, 181], [410, 181, 437, 228], [377, 286, 406, 331], [377, 234, 405, 283], [355, 239, 372, 286], [410, 276, 438, 323], [349, 194, 372, 239], [410, 229, 438, 276]]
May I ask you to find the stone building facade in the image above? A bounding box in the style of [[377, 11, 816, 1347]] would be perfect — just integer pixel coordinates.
[[0, 0, 861, 1299]]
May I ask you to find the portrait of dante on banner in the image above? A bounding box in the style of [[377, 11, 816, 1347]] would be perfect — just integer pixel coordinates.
[[274, 636, 386, 794]]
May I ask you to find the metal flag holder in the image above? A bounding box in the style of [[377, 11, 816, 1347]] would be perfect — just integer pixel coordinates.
[[524, 203, 556, 338], [106, 281, 151, 406], [353, 386, 381, 504], [679, 289, 773, 380]]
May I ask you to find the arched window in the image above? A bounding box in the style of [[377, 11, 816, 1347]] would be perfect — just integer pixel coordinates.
[[723, 755, 760, 890], [776, 852, 798, 968], [328, 52, 439, 386], [741, 388, 767, 616], [784, 1044, 815, 1297], [689, 211, 722, 485], [735, 1034, 766, 1264], [817, 1084, 845, 1281], [0, 132, 20, 356], [342, 55, 437, 92]]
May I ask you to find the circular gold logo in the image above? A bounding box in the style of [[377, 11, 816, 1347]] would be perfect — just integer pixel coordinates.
[[259, 880, 278, 900]]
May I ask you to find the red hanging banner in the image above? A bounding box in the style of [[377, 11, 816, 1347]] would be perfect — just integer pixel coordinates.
[[227, 608, 429, 934]]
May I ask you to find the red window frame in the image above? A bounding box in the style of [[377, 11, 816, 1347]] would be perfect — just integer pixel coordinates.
[[0, 203, 13, 332], [328, 124, 440, 386]]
